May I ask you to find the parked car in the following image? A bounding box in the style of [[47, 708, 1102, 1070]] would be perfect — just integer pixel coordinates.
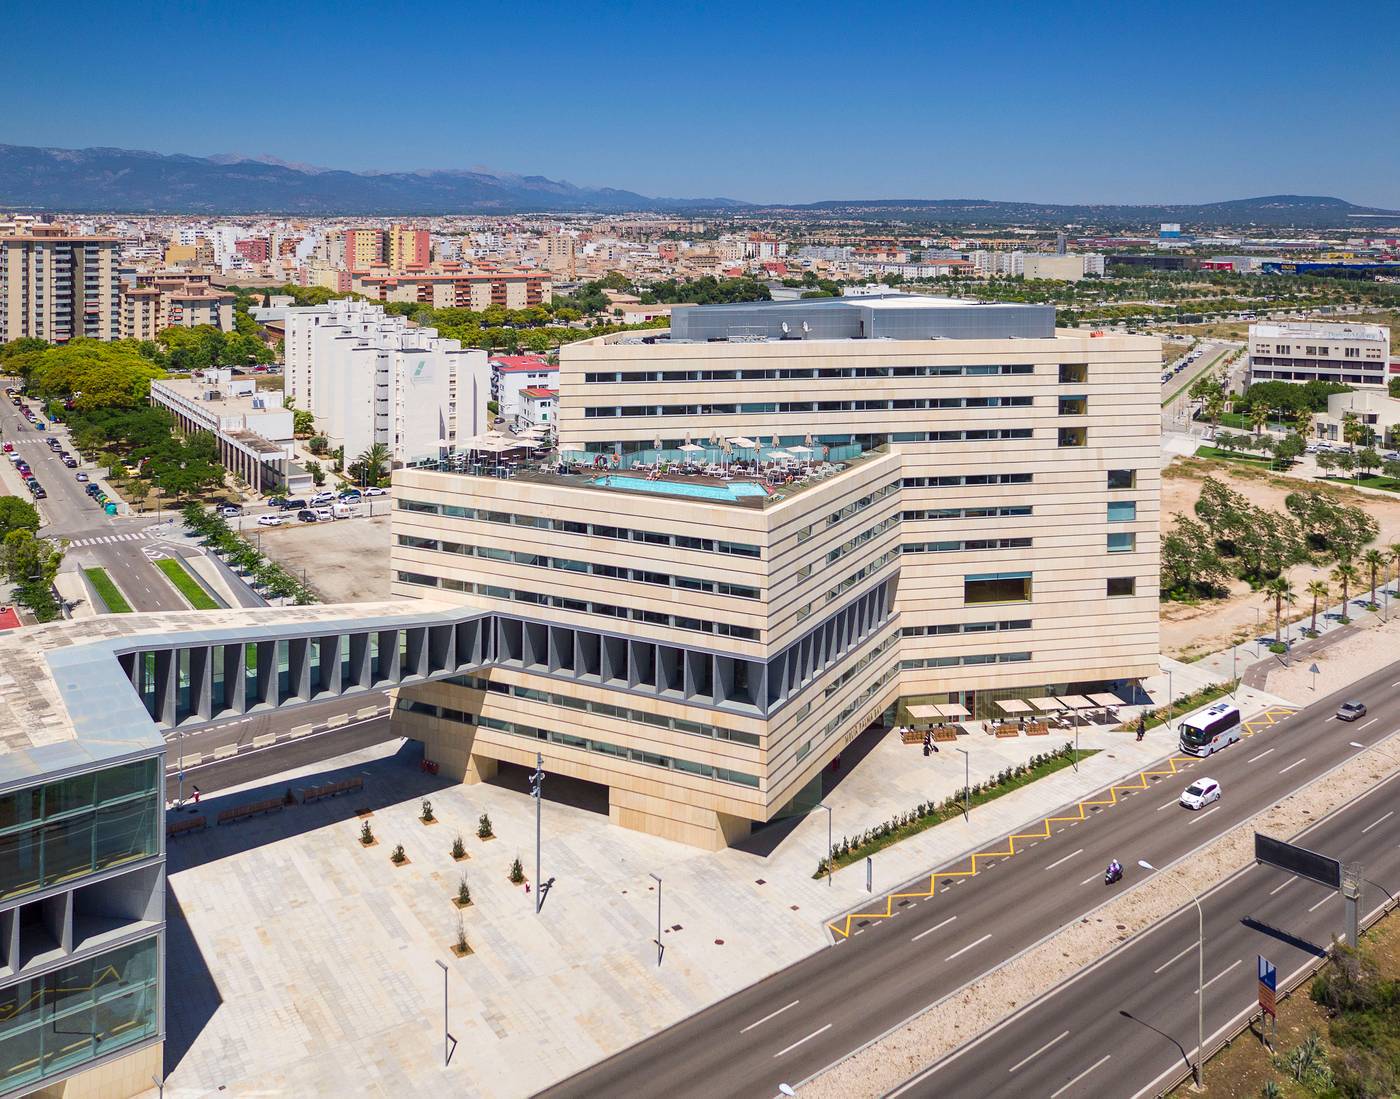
[[1179, 778, 1221, 810], [313, 506, 335, 522], [1336, 700, 1367, 722], [337, 489, 361, 500], [30, 485, 45, 500], [62, 456, 77, 468], [267, 496, 288, 509], [295, 509, 318, 523], [363, 486, 387, 496], [309, 491, 335, 507], [75, 471, 88, 482], [280, 498, 308, 511], [0, 442, 10, 453], [220, 505, 242, 517], [257, 514, 285, 527]]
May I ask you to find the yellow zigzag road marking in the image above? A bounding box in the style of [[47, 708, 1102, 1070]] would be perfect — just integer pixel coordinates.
[[827, 706, 1297, 940], [827, 757, 1199, 939]]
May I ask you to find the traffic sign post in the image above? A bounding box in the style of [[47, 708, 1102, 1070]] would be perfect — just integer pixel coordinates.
[[1258, 955, 1277, 1049], [1309, 662, 1320, 691]]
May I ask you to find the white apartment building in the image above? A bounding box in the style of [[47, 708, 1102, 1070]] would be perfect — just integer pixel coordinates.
[[972, 252, 1105, 280], [1248, 321, 1392, 388], [490, 354, 558, 422], [283, 299, 489, 464]]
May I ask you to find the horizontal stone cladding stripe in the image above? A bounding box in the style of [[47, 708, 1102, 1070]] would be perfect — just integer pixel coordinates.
[[899, 654, 1160, 693]]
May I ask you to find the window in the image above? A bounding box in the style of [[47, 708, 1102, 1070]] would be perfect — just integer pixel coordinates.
[[1059, 363, 1087, 384], [1107, 501, 1137, 523], [1107, 577, 1136, 597], [1107, 533, 1136, 553], [1107, 469, 1136, 489], [964, 572, 1032, 605], [1058, 396, 1087, 416], [1058, 427, 1086, 447]]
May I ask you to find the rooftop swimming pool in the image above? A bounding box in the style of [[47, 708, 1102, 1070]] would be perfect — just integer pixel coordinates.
[[589, 475, 769, 502]]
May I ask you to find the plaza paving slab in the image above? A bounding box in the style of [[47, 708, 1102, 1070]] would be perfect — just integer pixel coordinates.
[[154, 669, 1294, 1098]]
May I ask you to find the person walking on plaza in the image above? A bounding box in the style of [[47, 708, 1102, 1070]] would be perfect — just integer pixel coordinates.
[[1136, 716, 1146, 742]]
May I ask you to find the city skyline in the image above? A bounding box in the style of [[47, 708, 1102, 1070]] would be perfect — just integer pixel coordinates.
[[5, 0, 1399, 207]]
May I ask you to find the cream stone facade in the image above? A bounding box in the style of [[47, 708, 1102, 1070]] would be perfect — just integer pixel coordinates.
[[0, 224, 121, 343], [386, 296, 1161, 849]]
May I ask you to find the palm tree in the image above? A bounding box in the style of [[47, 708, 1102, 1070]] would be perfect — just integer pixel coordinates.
[[1391, 542, 1400, 591], [1249, 405, 1270, 439], [1261, 576, 1296, 645], [354, 442, 392, 487], [1362, 548, 1386, 606], [1304, 579, 1328, 635], [1295, 408, 1314, 440], [1332, 560, 1360, 619]]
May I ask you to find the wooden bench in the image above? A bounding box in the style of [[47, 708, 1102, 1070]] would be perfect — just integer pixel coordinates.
[[1024, 721, 1050, 736], [166, 815, 207, 838], [994, 724, 1021, 738], [932, 726, 959, 743], [301, 775, 365, 805], [216, 797, 285, 826], [900, 728, 924, 745]]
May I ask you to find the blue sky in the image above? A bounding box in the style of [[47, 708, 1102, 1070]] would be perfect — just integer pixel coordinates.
[[6, 0, 1398, 206]]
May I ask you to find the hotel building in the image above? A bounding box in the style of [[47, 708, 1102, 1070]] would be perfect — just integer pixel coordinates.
[[388, 296, 1161, 848]]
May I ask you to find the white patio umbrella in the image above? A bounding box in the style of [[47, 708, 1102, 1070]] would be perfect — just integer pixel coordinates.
[[788, 445, 814, 456], [679, 442, 705, 454]]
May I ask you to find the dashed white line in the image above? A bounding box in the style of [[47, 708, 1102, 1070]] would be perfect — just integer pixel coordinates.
[[773, 1023, 831, 1059], [1269, 875, 1297, 896], [1359, 718, 1379, 730], [1279, 758, 1307, 775], [1079, 873, 1101, 886], [740, 999, 798, 1033], [1247, 748, 1275, 763], [1201, 959, 1242, 990], [1153, 942, 1196, 974], [912, 915, 957, 942], [1188, 805, 1221, 822], [1050, 1054, 1111, 1098], [1008, 1029, 1070, 1074], [1309, 894, 1333, 913], [1362, 810, 1394, 835], [1045, 848, 1084, 871], [1156, 799, 1176, 812], [944, 933, 992, 962]]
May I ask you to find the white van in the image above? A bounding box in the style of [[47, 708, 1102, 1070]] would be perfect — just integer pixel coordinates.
[[331, 502, 360, 519]]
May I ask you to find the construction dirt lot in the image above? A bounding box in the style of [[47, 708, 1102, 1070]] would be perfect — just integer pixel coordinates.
[[254, 511, 392, 604], [1161, 457, 1400, 661]]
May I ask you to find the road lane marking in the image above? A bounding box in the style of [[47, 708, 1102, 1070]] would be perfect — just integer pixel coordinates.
[[1360, 718, 1379, 730], [1247, 748, 1275, 763], [1309, 894, 1333, 913], [1157, 799, 1176, 811], [1008, 1029, 1069, 1074], [1050, 1054, 1111, 1098], [740, 999, 798, 1033], [1188, 805, 1220, 822], [1154, 942, 1196, 974], [1201, 959, 1242, 990], [1362, 810, 1394, 835], [944, 933, 992, 962], [1080, 873, 1101, 886], [1279, 758, 1307, 774], [912, 915, 957, 942], [773, 1023, 831, 1058], [1269, 875, 1297, 896], [1044, 848, 1083, 871]]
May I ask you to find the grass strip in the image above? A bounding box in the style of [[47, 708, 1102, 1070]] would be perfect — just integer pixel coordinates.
[[83, 567, 131, 614], [1193, 445, 1278, 469], [1123, 679, 1240, 732], [155, 557, 220, 610], [815, 744, 1099, 877]]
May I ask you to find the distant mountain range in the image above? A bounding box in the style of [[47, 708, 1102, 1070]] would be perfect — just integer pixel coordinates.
[[0, 144, 745, 215], [0, 144, 1394, 227]]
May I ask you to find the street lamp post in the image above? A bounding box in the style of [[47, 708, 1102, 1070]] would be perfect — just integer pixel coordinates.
[[529, 753, 545, 915], [819, 803, 832, 886], [434, 960, 448, 1067], [1139, 859, 1204, 1087], [1167, 668, 1174, 732], [955, 747, 969, 822], [649, 872, 662, 966]]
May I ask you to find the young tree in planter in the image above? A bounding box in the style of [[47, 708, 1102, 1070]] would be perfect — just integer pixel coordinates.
[[477, 813, 493, 839], [420, 798, 434, 823], [508, 856, 524, 884], [456, 876, 471, 907], [359, 820, 374, 846], [451, 834, 466, 860], [1305, 579, 1328, 635], [391, 843, 407, 865]]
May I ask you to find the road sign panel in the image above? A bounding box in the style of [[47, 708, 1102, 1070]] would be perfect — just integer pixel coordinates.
[[1255, 833, 1341, 890], [1259, 955, 1278, 1017], [1258, 955, 1276, 990]]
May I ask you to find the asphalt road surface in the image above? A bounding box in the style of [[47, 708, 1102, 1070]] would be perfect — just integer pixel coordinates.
[[897, 746, 1400, 1099], [541, 660, 1400, 1099]]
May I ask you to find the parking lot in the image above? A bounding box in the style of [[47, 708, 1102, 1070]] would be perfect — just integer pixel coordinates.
[[252, 508, 393, 603]]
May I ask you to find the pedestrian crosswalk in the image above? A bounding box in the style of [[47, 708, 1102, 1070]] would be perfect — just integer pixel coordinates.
[[69, 529, 160, 548]]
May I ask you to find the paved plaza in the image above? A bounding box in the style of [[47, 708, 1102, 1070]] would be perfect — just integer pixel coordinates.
[[159, 665, 1288, 1097]]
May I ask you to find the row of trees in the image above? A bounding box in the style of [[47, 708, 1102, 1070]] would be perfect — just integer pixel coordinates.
[[181, 504, 314, 604], [64, 405, 226, 503], [1259, 543, 1400, 645], [1162, 477, 1379, 600]]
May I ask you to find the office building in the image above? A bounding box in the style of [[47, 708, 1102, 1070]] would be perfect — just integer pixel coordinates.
[[149, 368, 309, 493], [0, 222, 121, 343], [282, 299, 490, 465], [1313, 388, 1400, 447], [1247, 321, 1392, 388], [389, 295, 1161, 849]]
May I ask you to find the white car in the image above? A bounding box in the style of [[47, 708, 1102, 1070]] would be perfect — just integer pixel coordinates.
[[363, 486, 387, 496], [1180, 778, 1221, 810], [257, 514, 285, 527]]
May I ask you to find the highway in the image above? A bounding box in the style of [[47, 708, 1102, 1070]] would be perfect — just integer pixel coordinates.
[[541, 660, 1400, 1099], [897, 743, 1400, 1099]]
